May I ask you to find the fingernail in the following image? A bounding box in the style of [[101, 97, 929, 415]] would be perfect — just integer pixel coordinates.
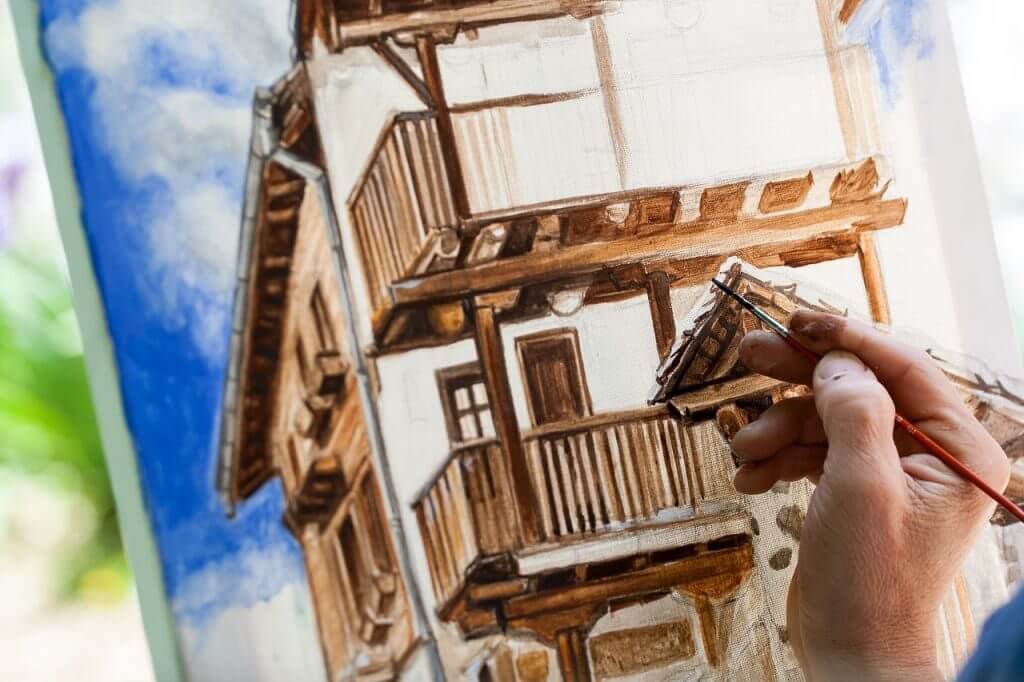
[[790, 312, 840, 344], [814, 350, 867, 383], [741, 332, 778, 372]]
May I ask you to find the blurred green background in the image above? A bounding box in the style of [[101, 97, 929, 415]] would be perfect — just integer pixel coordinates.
[[1, 5, 152, 681], [0, 1, 1020, 681]]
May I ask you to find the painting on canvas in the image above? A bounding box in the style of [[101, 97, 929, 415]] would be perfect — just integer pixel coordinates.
[[13, 0, 1024, 680]]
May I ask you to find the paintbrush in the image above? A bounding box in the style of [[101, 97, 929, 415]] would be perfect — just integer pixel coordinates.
[[711, 278, 1024, 523]]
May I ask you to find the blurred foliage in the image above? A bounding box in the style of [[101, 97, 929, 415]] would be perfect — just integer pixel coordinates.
[[0, 248, 128, 600]]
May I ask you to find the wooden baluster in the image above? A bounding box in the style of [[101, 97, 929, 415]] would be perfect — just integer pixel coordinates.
[[593, 429, 623, 525], [525, 440, 554, 541], [544, 440, 569, 538], [396, 117, 432, 234], [581, 433, 605, 529], [681, 422, 706, 510], [424, 492, 452, 601], [381, 134, 419, 270], [488, 443, 517, 550], [607, 426, 632, 522], [666, 419, 692, 507], [616, 424, 644, 520], [460, 450, 490, 554], [644, 416, 673, 510], [429, 486, 456, 598], [571, 436, 590, 533], [555, 438, 581, 535], [436, 472, 466, 578], [414, 502, 443, 601], [629, 421, 657, 518], [660, 417, 686, 506]]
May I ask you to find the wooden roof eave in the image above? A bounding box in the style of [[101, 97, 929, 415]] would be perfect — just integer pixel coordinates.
[[216, 88, 280, 517]]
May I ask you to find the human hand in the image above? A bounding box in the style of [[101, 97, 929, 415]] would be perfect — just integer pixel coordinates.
[[732, 310, 1010, 681]]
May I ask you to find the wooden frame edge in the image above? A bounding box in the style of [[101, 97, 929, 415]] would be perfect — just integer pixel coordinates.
[[9, 4, 188, 680]]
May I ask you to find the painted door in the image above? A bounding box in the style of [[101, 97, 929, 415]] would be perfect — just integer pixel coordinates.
[[517, 329, 592, 427]]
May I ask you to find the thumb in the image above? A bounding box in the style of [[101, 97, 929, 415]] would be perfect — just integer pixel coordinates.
[[813, 350, 902, 488]]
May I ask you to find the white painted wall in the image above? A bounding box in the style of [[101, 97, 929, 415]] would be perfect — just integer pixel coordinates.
[[501, 295, 663, 428], [605, 0, 846, 189], [308, 49, 424, 344], [437, 0, 847, 212]]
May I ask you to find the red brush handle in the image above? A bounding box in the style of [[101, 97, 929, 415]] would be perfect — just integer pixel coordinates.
[[784, 332, 1024, 522], [895, 415, 1024, 522], [784, 334, 824, 364]]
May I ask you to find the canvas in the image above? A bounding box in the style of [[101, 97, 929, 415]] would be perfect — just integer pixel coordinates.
[[11, 0, 1024, 680]]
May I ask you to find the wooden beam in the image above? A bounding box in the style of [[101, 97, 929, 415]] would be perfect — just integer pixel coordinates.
[[817, 0, 859, 157], [590, 16, 629, 188], [668, 376, 783, 416], [473, 302, 541, 545], [416, 34, 471, 219], [371, 41, 434, 107], [336, 0, 614, 48], [856, 232, 891, 324], [449, 88, 599, 115], [468, 578, 531, 603], [838, 0, 866, 24], [557, 629, 592, 682], [392, 197, 908, 307], [504, 542, 753, 619], [646, 270, 675, 360]]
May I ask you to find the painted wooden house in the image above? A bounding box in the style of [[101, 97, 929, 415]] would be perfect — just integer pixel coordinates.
[[215, 0, 1023, 680]]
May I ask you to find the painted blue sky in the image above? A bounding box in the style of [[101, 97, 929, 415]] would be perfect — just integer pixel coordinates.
[[38, 0, 303, 630], [34, 0, 931, 641]]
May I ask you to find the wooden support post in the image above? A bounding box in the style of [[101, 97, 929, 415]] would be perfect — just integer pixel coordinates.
[[857, 232, 891, 325], [590, 15, 629, 189], [815, 0, 859, 159], [646, 270, 676, 359], [416, 34, 471, 219], [473, 298, 541, 546], [556, 629, 592, 682], [692, 594, 720, 667], [372, 41, 434, 108]]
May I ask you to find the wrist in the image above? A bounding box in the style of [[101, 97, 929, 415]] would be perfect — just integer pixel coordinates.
[[807, 654, 941, 682], [801, 617, 940, 682]]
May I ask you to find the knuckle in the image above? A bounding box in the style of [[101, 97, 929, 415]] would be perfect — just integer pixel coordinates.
[[824, 382, 893, 422]]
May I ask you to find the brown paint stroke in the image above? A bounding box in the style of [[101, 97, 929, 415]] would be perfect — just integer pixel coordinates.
[[590, 15, 630, 189], [449, 88, 600, 115]]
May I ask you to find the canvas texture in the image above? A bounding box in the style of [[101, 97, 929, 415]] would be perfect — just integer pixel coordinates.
[[23, 0, 1024, 680]]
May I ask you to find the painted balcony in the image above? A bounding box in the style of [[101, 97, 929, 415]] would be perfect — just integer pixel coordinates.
[[412, 405, 738, 613], [348, 111, 459, 318], [353, 107, 904, 350]]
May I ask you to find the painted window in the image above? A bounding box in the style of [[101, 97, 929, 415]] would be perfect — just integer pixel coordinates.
[[437, 363, 496, 445]]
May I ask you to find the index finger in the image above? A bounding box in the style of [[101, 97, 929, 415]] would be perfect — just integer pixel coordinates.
[[787, 310, 966, 423], [741, 310, 968, 425]]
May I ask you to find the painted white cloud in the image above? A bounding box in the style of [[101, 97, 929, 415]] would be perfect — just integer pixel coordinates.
[[45, 1, 292, 358], [174, 541, 326, 681], [171, 534, 303, 623], [180, 581, 326, 682]]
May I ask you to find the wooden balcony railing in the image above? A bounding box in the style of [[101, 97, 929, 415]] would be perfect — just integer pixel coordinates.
[[349, 111, 457, 314], [413, 408, 738, 609], [523, 406, 714, 542], [412, 439, 516, 609]]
